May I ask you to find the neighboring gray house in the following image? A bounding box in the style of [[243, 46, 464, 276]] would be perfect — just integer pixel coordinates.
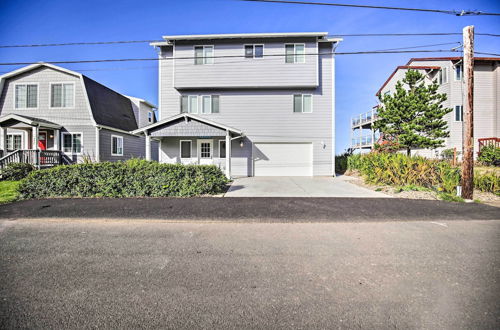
[[351, 57, 500, 158], [0, 63, 157, 165], [135, 32, 341, 177]]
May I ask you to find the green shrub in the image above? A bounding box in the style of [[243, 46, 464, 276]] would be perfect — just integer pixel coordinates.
[[478, 144, 500, 166], [335, 152, 351, 174], [347, 153, 460, 193], [1, 162, 35, 181], [474, 171, 500, 195], [18, 159, 229, 199]]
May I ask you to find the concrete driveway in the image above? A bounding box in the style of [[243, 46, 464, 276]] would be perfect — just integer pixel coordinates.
[[225, 175, 389, 197]]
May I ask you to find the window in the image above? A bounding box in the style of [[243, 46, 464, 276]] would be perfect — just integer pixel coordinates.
[[454, 65, 462, 81], [200, 142, 211, 158], [181, 95, 219, 114], [62, 133, 82, 154], [148, 111, 153, 123], [15, 84, 38, 108], [285, 44, 305, 63], [6, 134, 22, 151], [194, 45, 214, 65], [111, 135, 123, 156], [384, 91, 391, 96], [455, 105, 463, 122], [50, 83, 74, 108], [245, 45, 264, 59], [438, 67, 449, 84], [180, 140, 192, 158], [293, 94, 312, 113], [219, 140, 226, 158]]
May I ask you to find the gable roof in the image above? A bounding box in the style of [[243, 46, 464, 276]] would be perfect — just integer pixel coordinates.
[[132, 113, 243, 136], [376, 66, 440, 96], [0, 113, 61, 129], [0, 62, 143, 132]]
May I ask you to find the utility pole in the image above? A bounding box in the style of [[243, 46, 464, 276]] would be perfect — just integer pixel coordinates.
[[461, 25, 474, 200]]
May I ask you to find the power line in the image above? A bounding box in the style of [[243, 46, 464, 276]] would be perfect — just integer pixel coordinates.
[[475, 51, 500, 57], [0, 49, 466, 66], [0, 33, 498, 49], [240, 0, 500, 16]]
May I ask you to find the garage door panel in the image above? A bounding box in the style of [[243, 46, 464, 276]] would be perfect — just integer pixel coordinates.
[[253, 143, 312, 176]]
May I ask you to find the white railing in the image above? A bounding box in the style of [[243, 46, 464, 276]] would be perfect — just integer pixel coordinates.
[[352, 109, 379, 127]]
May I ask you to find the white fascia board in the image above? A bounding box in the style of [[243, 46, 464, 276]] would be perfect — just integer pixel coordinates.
[[162, 32, 329, 41]]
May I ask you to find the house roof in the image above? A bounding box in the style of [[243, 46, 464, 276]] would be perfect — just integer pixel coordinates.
[[376, 66, 441, 96], [0, 62, 150, 132], [406, 57, 500, 65], [132, 113, 243, 136], [126, 96, 157, 109], [82, 76, 138, 131], [151, 32, 341, 46], [0, 114, 62, 129]]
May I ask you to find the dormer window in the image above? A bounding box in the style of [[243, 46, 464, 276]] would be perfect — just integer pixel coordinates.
[[148, 111, 153, 123], [194, 45, 214, 65]]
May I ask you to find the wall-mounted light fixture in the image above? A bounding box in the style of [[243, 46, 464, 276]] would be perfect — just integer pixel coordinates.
[[240, 140, 244, 148]]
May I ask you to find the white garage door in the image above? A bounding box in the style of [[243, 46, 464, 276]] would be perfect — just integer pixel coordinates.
[[253, 143, 312, 176]]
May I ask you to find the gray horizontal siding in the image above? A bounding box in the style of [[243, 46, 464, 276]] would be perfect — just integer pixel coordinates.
[[99, 129, 145, 162], [150, 117, 226, 137], [172, 38, 318, 89], [0, 66, 94, 126]]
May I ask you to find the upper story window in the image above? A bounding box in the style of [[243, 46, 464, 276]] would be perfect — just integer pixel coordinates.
[[285, 44, 305, 63], [245, 45, 264, 59], [148, 111, 153, 123], [454, 65, 462, 81], [438, 67, 449, 84], [455, 105, 463, 122], [181, 95, 219, 114], [293, 94, 312, 113], [15, 84, 38, 109], [194, 45, 214, 65], [50, 83, 74, 108], [111, 135, 124, 156]]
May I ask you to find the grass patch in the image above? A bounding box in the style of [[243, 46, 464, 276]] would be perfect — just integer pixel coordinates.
[[394, 184, 432, 193], [438, 192, 464, 203], [0, 181, 20, 204]]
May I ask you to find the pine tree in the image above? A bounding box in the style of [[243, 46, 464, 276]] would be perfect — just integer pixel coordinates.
[[374, 69, 453, 156]]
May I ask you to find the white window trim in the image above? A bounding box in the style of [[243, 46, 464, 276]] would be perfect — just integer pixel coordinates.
[[6, 133, 23, 150], [111, 135, 124, 156], [188, 95, 199, 114], [62, 132, 83, 155], [244, 44, 265, 59], [194, 45, 214, 65], [201, 95, 212, 114], [294, 94, 313, 113], [439, 67, 449, 84], [454, 105, 463, 122], [13, 82, 39, 110], [198, 139, 213, 159], [49, 82, 76, 109], [454, 65, 462, 81], [218, 140, 226, 158], [148, 111, 153, 123], [285, 43, 306, 64], [179, 140, 192, 159]]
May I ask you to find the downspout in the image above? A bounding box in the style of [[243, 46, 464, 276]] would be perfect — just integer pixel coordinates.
[[95, 126, 101, 162]]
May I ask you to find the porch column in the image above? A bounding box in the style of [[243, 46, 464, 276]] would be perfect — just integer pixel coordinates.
[[225, 130, 231, 179], [145, 132, 151, 161], [1, 126, 6, 152], [54, 129, 60, 151], [32, 125, 39, 168]]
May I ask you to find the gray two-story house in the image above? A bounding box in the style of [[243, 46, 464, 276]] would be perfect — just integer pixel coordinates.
[[135, 32, 341, 177], [0, 63, 157, 166]]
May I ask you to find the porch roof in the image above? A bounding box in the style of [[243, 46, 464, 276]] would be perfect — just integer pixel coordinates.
[[0, 114, 62, 129], [132, 114, 244, 137]]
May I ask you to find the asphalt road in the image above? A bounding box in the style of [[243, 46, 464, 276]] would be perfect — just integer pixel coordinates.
[[0, 197, 499, 221], [1, 218, 499, 329]]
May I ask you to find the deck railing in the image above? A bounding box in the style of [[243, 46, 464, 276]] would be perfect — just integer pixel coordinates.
[[352, 109, 379, 127], [478, 137, 500, 154], [0, 149, 63, 170]]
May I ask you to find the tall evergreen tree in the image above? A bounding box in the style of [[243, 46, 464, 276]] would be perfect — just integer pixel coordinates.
[[374, 69, 452, 156]]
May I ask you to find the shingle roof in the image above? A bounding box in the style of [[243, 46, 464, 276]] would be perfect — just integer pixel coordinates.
[[82, 76, 138, 131]]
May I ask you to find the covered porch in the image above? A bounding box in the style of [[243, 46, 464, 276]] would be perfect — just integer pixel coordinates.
[[0, 114, 64, 169], [134, 114, 244, 178]]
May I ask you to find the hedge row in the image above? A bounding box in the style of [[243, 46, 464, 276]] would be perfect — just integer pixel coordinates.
[[347, 153, 500, 195], [347, 153, 460, 193], [18, 159, 229, 198]]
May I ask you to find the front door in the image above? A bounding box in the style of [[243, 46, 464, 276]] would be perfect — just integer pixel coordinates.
[[38, 132, 47, 150], [197, 139, 213, 165]]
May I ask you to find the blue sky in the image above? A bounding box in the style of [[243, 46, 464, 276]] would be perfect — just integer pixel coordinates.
[[0, 0, 499, 152]]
